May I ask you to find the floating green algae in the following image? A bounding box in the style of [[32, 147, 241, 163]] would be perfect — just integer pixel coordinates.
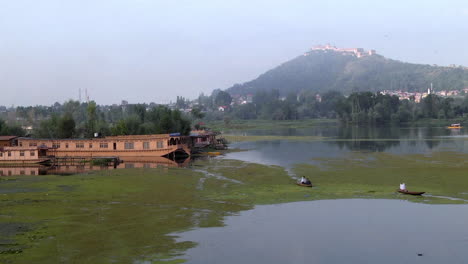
[[1, 151, 468, 263]]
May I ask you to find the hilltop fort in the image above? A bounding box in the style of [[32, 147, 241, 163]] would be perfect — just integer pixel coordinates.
[[307, 44, 376, 58]]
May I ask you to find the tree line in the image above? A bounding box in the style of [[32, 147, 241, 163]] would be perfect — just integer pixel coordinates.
[[1, 100, 191, 138], [198, 89, 468, 124]]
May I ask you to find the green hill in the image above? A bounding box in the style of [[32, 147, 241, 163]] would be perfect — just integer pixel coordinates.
[[227, 50, 468, 95]]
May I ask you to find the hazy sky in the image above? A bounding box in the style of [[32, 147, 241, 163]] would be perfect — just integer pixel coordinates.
[[1, 0, 467, 106]]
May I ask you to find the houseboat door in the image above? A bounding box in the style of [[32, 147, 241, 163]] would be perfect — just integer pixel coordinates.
[[113, 143, 117, 150]]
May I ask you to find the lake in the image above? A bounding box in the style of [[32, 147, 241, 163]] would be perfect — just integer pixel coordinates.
[[2, 123, 468, 263], [177, 199, 468, 264]]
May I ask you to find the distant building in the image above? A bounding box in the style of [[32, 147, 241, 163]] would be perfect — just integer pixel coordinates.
[[316, 94, 322, 102], [308, 44, 377, 58], [218, 106, 228, 112]]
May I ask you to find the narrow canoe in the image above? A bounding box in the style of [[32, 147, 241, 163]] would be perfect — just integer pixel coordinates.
[[296, 182, 312, 187], [397, 189, 425, 195]]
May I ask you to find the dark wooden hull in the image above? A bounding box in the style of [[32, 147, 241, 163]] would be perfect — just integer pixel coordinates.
[[296, 182, 312, 187], [397, 189, 425, 195]]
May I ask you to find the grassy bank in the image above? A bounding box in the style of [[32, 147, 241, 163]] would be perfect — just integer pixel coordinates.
[[1, 151, 468, 263]]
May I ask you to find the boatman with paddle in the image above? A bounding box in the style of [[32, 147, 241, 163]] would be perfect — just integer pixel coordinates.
[[301, 176, 311, 185], [399, 183, 407, 191]]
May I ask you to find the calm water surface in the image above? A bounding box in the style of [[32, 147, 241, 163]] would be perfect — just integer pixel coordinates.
[[177, 199, 468, 264], [225, 125, 468, 168]]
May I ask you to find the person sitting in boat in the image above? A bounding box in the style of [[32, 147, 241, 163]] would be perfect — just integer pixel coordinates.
[[300, 176, 311, 185], [399, 183, 407, 191]]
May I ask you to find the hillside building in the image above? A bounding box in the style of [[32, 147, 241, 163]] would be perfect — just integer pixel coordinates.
[[308, 44, 376, 58]]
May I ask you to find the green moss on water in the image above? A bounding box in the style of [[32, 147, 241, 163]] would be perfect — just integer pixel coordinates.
[[1, 151, 468, 263]]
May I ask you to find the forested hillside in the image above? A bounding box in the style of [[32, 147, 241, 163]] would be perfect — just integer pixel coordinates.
[[227, 50, 468, 96]]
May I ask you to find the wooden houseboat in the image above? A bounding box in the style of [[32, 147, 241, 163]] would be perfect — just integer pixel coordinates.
[[16, 133, 191, 160], [0, 146, 51, 164]]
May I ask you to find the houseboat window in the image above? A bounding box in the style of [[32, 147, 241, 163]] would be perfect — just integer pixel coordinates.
[[8, 152, 11, 157], [143, 142, 150, 149], [124, 142, 134, 149], [20, 151, 25, 157], [0, 152, 3, 157], [76, 143, 84, 148], [8, 171, 12, 176], [30, 151, 35, 156], [89, 143, 93, 148], [0, 171, 3, 176], [29, 142, 37, 147], [20, 170, 25, 175], [113, 143, 117, 150], [100, 143, 108, 148], [31, 171, 36, 175], [157, 141, 164, 148], [65, 143, 69, 148], [125, 163, 135, 168], [52, 143, 60, 148], [19, 142, 23, 147]]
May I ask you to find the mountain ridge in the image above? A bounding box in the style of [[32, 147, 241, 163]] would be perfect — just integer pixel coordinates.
[[226, 49, 468, 96]]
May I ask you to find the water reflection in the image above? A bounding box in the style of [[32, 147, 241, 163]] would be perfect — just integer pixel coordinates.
[[225, 125, 468, 168], [227, 124, 461, 140], [177, 199, 468, 264], [332, 139, 401, 152], [0, 156, 191, 176]]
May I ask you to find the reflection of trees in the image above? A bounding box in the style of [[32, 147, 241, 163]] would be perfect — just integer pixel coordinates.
[[331, 125, 447, 151], [332, 125, 402, 152], [424, 140, 440, 149], [336, 125, 406, 140], [423, 126, 441, 149], [332, 140, 400, 152]]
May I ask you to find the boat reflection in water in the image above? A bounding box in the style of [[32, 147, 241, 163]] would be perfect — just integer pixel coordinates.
[[0, 156, 191, 176]]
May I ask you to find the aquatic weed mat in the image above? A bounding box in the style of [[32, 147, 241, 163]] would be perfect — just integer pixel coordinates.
[[294, 151, 468, 204]]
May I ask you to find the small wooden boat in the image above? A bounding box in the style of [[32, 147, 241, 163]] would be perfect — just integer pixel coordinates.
[[296, 182, 312, 187], [206, 152, 221, 156], [447, 123, 462, 129], [397, 189, 425, 195]]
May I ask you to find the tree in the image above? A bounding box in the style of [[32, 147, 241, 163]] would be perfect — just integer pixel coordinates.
[[85, 101, 97, 137], [214, 91, 232, 107], [57, 114, 76, 138], [191, 107, 205, 119]]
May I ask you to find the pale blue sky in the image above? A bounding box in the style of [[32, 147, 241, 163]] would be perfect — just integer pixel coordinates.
[[0, 0, 467, 106]]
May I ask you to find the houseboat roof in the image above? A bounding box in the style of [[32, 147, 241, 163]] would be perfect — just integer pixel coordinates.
[[0, 136, 18, 141], [17, 133, 185, 141], [1, 146, 48, 151]]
